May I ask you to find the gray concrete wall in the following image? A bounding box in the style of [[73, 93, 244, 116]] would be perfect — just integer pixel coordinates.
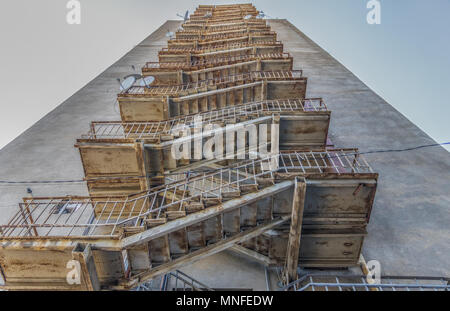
[[271, 20, 449, 278], [0, 21, 181, 220]]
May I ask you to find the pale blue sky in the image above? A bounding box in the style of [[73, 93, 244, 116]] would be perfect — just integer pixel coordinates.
[[0, 0, 448, 150]]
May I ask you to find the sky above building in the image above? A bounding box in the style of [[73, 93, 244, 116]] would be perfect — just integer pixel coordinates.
[[0, 0, 448, 150]]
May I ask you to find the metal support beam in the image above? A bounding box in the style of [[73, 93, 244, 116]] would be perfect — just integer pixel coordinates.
[[72, 243, 100, 291], [284, 178, 306, 283], [121, 216, 290, 290], [230, 244, 275, 266], [358, 254, 378, 291], [121, 180, 294, 249], [0, 238, 122, 252]]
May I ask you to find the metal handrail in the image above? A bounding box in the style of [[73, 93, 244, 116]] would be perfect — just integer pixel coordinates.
[[280, 274, 450, 291], [162, 41, 282, 54], [165, 270, 214, 291], [143, 52, 290, 70], [81, 98, 325, 140], [0, 150, 372, 239], [119, 70, 302, 97]]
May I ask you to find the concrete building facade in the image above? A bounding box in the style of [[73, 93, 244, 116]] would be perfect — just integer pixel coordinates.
[[0, 6, 448, 290]]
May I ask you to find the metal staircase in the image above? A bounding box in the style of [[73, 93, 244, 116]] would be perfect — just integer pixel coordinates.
[[143, 52, 290, 71], [0, 3, 381, 291], [119, 71, 303, 97], [0, 150, 375, 290], [134, 270, 213, 291]]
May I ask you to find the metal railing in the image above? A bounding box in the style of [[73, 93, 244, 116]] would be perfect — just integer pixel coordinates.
[[176, 25, 270, 35], [0, 150, 372, 239], [189, 16, 247, 23], [183, 19, 266, 29], [81, 98, 325, 141], [163, 270, 214, 291], [182, 21, 267, 32], [176, 29, 249, 40], [143, 52, 290, 70], [171, 31, 276, 43], [168, 37, 276, 50], [119, 70, 302, 97], [162, 41, 281, 54], [133, 270, 213, 291], [280, 274, 450, 291]]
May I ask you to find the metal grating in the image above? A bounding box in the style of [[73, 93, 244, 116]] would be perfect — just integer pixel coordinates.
[[143, 52, 291, 70], [81, 98, 326, 140], [119, 70, 303, 97], [162, 41, 282, 54], [162, 270, 214, 291], [280, 274, 450, 291], [0, 150, 372, 239]]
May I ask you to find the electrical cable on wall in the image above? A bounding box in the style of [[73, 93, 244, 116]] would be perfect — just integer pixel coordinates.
[[0, 142, 447, 185]]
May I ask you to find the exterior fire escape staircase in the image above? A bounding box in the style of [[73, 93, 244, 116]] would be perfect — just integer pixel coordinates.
[[0, 4, 381, 291]]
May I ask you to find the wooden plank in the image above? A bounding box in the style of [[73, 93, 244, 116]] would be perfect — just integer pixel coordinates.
[[285, 179, 306, 283]]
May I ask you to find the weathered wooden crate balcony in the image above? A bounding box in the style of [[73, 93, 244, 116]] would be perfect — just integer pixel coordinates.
[[0, 150, 377, 290], [76, 99, 330, 196]]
